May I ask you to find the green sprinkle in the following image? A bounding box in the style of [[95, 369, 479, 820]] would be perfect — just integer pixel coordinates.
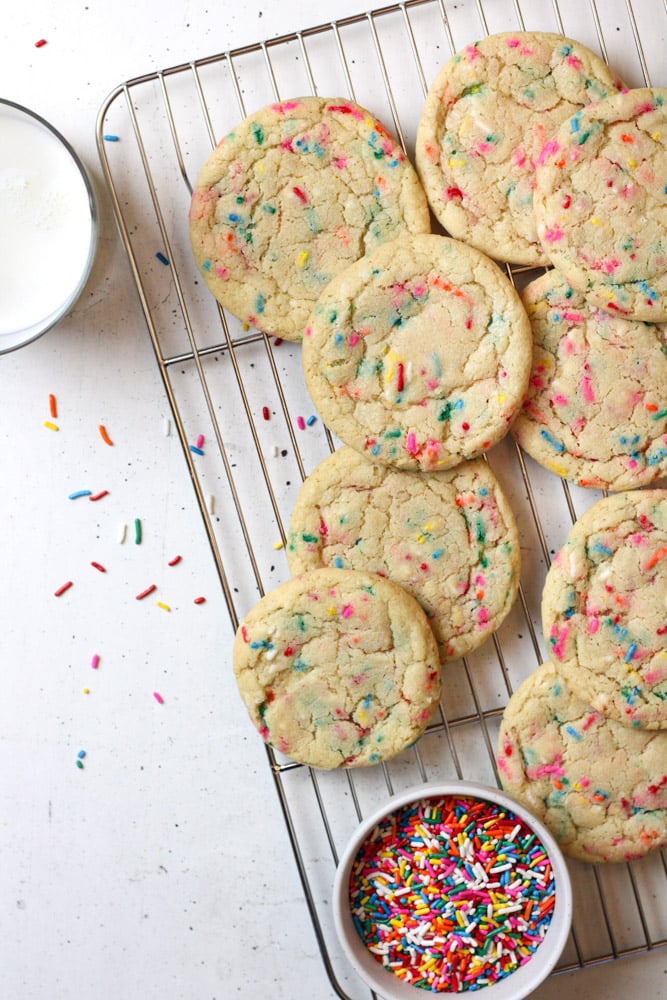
[[134, 518, 142, 545], [76, 760, 84, 769], [251, 122, 264, 144]]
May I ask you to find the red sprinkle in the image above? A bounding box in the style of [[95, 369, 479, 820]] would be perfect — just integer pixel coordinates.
[[292, 186, 308, 203], [89, 490, 109, 502], [91, 561, 106, 573], [273, 338, 283, 346], [446, 186, 464, 199], [54, 581, 73, 597], [262, 406, 270, 420], [48, 394, 57, 418], [168, 555, 182, 566], [34, 39, 47, 47], [136, 584, 157, 600], [194, 596, 206, 605], [396, 363, 404, 393]]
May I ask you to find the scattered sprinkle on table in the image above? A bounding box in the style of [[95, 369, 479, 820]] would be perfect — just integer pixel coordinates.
[[134, 518, 142, 545], [207, 494, 215, 514], [69, 489, 92, 500], [77, 750, 86, 759], [54, 581, 73, 597], [103, 134, 119, 142], [273, 540, 284, 550], [194, 596, 206, 605], [48, 394, 57, 418], [90, 654, 100, 670], [99, 424, 113, 446], [167, 555, 182, 566], [117, 523, 127, 544], [34, 38, 47, 48], [76, 759, 84, 769], [153, 691, 164, 704], [136, 584, 156, 601], [271, 445, 279, 457], [156, 252, 169, 265], [349, 795, 556, 993], [196, 434, 205, 449], [43, 421, 59, 431], [89, 489, 109, 502], [189, 444, 204, 456], [262, 406, 270, 420], [306, 415, 317, 427], [156, 601, 171, 612], [83, 687, 90, 695], [163, 417, 171, 436], [91, 561, 106, 573], [296, 415, 306, 430]]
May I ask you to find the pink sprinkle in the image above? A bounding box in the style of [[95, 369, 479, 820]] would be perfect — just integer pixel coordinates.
[[196, 434, 204, 449], [168, 555, 182, 566], [542, 226, 564, 243], [194, 596, 206, 605], [215, 266, 229, 279], [561, 310, 584, 323], [333, 156, 347, 169], [477, 607, 489, 625], [54, 581, 73, 597], [551, 625, 569, 660], [538, 139, 560, 165], [349, 332, 359, 346], [91, 654, 100, 669], [506, 38, 520, 48], [588, 617, 600, 634], [296, 416, 306, 430], [581, 376, 595, 403], [406, 432, 418, 455], [153, 691, 164, 705], [341, 604, 354, 618]]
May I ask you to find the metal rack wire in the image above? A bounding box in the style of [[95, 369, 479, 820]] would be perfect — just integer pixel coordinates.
[[97, 1, 667, 995]]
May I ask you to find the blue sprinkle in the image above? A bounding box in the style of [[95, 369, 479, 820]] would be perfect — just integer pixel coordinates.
[[156, 252, 169, 265], [189, 445, 204, 456], [77, 749, 87, 759], [593, 543, 613, 556], [625, 643, 637, 663], [255, 293, 265, 315], [333, 556, 344, 568], [570, 116, 580, 132], [69, 490, 92, 500], [431, 549, 444, 559], [103, 134, 119, 142], [228, 213, 241, 223], [565, 725, 582, 740], [540, 429, 565, 452], [201, 259, 212, 272], [306, 415, 317, 426]]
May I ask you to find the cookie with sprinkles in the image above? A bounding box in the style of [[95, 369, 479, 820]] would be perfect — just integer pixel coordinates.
[[534, 87, 667, 321], [497, 661, 667, 862], [232, 568, 440, 769], [286, 448, 520, 661], [301, 234, 532, 472], [188, 97, 430, 342], [512, 270, 667, 490], [542, 490, 667, 731], [416, 32, 622, 265]]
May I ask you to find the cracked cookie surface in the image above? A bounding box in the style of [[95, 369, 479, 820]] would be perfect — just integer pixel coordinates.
[[232, 568, 440, 769], [497, 661, 667, 862], [416, 32, 622, 265], [512, 270, 667, 490], [301, 234, 532, 471], [286, 448, 519, 661], [534, 87, 667, 321], [188, 97, 430, 341], [542, 491, 667, 731]]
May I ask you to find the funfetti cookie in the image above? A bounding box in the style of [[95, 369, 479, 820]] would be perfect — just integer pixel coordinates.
[[301, 234, 532, 472], [416, 32, 622, 265], [512, 270, 667, 490], [286, 448, 520, 661], [189, 97, 430, 341], [232, 568, 441, 769], [542, 490, 667, 731], [534, 87, 667, 321], [497, 661, 667, 863]]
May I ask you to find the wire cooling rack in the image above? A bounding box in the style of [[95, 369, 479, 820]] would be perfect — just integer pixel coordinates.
[[97, 0, 667, 995]]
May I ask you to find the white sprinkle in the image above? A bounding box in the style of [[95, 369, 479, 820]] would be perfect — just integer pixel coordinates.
[[271, 444, 279, 457], [508, 824, 522, 841], [117, 523, 127, 543], [163, 417, 171, 436], [207, 494, 215, 514]]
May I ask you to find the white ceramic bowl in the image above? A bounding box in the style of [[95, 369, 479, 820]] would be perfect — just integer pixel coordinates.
[[333, 781, 572, 1000], [0, 99, 97, 353]]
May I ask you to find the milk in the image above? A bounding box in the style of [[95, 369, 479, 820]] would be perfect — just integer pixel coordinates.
[[0, 108, 94, 340]]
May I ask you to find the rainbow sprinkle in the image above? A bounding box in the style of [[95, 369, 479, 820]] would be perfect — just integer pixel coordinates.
[[349, 795, 556, 993]]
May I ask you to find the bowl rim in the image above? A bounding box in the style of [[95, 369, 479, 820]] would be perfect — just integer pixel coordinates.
[[332, 780, 573, 1000], [0, 98, 98, 354]]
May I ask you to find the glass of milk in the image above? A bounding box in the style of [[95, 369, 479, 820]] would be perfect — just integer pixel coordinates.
[[0, 100, 97, 352]]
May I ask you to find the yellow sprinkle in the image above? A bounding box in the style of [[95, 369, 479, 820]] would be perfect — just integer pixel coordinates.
[[652, 132, 661, 141], [416, 533, 425, 544], [273, 540, 284, 550], [447, 157, 465, 168], [590, 216, 603, 226], [83, 688, 90, 695], [43, 421, 59, 431], [628, 159, 637, 169], [423, 523, 433, 532], [242, 322, 250, 331], [327, 605, 336, 616], [496, 393, 506, 404], [549, 463, 568, 477], [156, 601, 171, 612], [256, 161, 265, 174], [297, 250, 309, 268]]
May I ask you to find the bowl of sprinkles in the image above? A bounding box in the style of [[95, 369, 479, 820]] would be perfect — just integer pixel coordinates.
[[333, 782, 572, 998]]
